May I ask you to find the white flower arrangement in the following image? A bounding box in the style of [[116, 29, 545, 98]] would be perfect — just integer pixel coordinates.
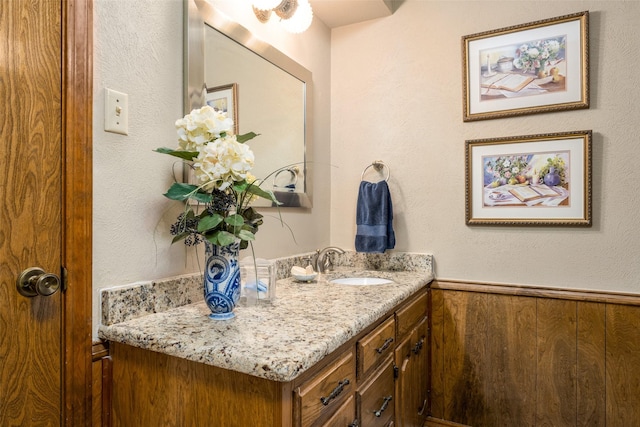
[[193, 133, 255, 191], [175, 106, 233, 151], [156, 106, 279, 249]]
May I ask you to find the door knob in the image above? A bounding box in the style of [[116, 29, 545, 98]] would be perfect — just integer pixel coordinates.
[[16, 267, 61, 297]]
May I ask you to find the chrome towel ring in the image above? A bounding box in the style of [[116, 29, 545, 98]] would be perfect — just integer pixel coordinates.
[[361, 160, 390, 182]]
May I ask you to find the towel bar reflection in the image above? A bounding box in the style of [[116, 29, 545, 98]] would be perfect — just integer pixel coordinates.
[[361, 161, 390, 182], [273, 166, 299, 191]]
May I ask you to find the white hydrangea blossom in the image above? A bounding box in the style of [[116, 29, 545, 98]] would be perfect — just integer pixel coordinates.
[[175, 105, 234, 152], [192, 134, 255, 191]]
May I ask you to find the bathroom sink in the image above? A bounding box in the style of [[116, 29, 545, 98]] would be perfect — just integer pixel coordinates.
[[330, 277, 393, 286]]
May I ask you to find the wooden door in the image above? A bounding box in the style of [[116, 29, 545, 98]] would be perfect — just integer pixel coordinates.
[[1, 0, 63, 423], [0, 0, 93, 425]]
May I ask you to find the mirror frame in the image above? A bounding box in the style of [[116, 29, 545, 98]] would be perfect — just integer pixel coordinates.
[[185, 0, 313, 208]]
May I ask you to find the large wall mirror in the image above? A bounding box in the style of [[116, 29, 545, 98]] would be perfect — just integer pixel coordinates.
[[185, 0, 312, 208]]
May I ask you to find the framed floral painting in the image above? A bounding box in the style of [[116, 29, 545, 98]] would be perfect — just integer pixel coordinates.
[[462, 11, 589, 121], [206, 83, 238, 133], [465, 130, 592, 226]]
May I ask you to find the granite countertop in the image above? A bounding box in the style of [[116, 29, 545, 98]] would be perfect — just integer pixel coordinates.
[[98, 253, 433, 383]]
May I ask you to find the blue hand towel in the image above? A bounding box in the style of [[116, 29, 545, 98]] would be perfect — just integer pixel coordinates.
[[355, 180, 395, 253]]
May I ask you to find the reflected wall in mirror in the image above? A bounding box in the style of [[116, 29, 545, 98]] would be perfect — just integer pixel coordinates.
[[186, 0, 312, 208]]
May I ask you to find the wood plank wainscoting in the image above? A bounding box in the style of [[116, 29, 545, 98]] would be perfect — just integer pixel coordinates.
[[428, 279, 640, 427], [92, 341, 112, 427]]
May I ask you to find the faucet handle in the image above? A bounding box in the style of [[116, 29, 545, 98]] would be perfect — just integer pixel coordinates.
[[324, 257, 334, 272], [313, 249, 321, 271], [315, 247, 345, 273]]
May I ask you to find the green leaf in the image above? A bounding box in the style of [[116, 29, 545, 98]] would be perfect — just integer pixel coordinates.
[[242, 207, 263, 222], [204, 231, 218, 245], [164, 182, 199, 201], [245, 183, 278, 202], [236, 132, 259, 144], [171, 232, 189, 244], [205, 230, 237, 247], [163, 182, 212, 203], [240, 208, 263, 233], [231, 180, 249, 193], [238, 229, 255, 241], [224, 214, 245, 228], [197, 213, 223, 232], [155, 147, 199, 161], [190, 191, 213, 204], [216, 231, 237, 247]]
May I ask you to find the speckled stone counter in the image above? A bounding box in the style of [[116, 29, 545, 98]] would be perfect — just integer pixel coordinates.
[[98, 252, 433, 383]]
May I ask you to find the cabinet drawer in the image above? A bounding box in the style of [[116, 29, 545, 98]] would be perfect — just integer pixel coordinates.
[[357, 357, 395, 427], [320, 394, 356, 427], [357, 316, 395, 379], [296, 350, 355, 427], [395, 289, 427, 341]]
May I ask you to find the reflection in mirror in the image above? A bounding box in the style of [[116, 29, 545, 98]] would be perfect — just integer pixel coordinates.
[[186, 0, 312, 207]]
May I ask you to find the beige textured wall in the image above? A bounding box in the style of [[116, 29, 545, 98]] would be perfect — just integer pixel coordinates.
[[330, 1, 640, 293], [92, 0, 332, 337], [92, 0, 640, 338]]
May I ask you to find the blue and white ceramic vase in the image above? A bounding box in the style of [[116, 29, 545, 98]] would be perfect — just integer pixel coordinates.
[[203, 241, 241, 320]]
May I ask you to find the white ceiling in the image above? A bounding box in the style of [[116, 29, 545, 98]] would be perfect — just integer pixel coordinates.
[[309, 0, 395, 28]]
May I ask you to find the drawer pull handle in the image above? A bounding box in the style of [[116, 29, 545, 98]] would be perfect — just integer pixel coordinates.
[[412, 338, 424, 355], [320, 379, 350, 406], [376, 337, 394, 354], [348, 420, 359, 427], [374, 395, 393, 417]]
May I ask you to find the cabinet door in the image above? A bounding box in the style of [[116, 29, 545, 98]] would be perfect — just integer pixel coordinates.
[[394, 317, 428, 427], [358, 357, 395, 427], [413, 318, 428, 424]]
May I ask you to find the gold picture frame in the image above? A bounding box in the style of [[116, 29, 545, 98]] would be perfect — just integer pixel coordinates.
[[462, 11, 589, 121], [465, 130, 592, 226]]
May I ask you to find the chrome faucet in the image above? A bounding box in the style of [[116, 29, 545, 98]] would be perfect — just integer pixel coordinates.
[[315, 247, 345, 273]]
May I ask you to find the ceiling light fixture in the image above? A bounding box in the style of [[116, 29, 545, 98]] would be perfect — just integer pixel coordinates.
[[252, 0, 282, 10], [252, 0, 313, 34]]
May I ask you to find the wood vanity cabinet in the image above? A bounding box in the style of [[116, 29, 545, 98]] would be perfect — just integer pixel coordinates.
[[109, 287, 429, 427], [296, 287, 428, 427]]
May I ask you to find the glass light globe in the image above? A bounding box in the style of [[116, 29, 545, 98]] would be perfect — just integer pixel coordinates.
[[253, 6, 272, 23], [252, 0, 282, 11], [274, 0, 297, 20], [280, 0, 313, 33]]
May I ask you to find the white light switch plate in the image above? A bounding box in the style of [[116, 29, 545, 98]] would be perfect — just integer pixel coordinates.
[[104, 88, 128, 135]]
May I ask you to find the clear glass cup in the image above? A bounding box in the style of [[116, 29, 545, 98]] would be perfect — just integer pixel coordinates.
[[240, 258, 276, 306]]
